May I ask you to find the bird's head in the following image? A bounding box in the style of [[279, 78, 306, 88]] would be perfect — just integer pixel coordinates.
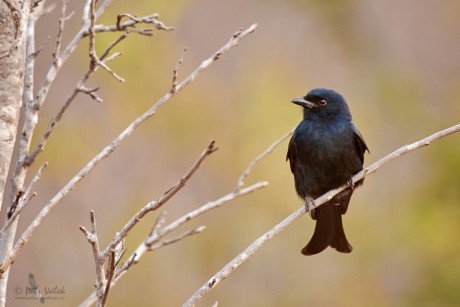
[[292, 88, 352, 120]]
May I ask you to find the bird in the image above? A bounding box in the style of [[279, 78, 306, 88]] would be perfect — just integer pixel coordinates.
[[286, 88, 368, 256]]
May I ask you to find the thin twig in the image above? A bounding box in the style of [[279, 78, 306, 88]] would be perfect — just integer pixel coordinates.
[[3, 162, 48, 229], [100, 32, 128, 61], [149, 210, 168, 237], [53, 0, 71, 64], [101, 250, 115, 307], [148, 226, 207, 250], [171, 48, 187, 93], [79, 211, 105, 305], [234, 129, 294, 192], [99, 140, 217, 261], [183, 123, 460, 307]]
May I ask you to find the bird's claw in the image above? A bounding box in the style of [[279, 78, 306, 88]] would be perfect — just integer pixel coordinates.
[[346, 178, 355, 191], [304, 197, 316, 218]]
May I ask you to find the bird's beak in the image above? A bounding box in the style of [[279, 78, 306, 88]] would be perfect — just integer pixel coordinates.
[[291, 97, 315, 108]]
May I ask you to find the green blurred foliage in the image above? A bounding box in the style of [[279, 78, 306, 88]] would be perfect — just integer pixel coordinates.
[[7, 0, 460, 306]]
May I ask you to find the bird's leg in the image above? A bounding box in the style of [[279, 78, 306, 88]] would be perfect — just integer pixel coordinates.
[[304, 196, 316, 219]]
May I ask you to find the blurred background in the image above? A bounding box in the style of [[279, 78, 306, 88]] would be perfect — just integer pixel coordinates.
[[5, 0, 460, 306]]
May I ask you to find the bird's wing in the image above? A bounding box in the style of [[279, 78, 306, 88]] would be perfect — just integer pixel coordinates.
[[351, 122, 369, 164], [286, 132, 297, 173]]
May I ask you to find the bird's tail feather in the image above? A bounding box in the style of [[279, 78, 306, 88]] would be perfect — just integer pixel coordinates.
[[301, 204, 352, 256]]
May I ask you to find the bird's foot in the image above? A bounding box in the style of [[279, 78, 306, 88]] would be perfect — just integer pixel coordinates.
[[346, 178, 355, 191], [304, 197, 316, 219]]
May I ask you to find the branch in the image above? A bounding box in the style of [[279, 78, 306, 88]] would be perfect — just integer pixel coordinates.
[[79, 127, 290, 307], [85, 13, 174, 36], [79, 211, 105, 305], [25, 30, 131, 167], [183, 123, 460, 306], [3, 162, 47, 228], [234, 128, 294, 192], [99, 140, 217, 261], [0, 23, 258, 278]]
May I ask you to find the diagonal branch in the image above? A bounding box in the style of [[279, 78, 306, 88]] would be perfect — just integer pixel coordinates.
[[183, 123, 460, 307], [234, 128, 294, 192], [0, 23, 258, 278], [99, 140, 218, 261]]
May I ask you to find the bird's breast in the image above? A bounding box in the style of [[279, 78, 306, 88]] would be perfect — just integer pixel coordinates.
[[296, 119, 352, 157]]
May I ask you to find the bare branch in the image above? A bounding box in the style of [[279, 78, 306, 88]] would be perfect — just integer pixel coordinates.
[[183, 123, 460, 306], [99, 140, 217, 261], [52, 0, 71, 62], [33, 0, 114, 115], [116, 13, 173, 32], [78, 86, 102, 103], [79, 211, 105, 305], [100, 250, 115, 307], [3, 162, 47, 229], [27, 31, 130, 166], [148, 226, 207, 250], [150, 210, 168, 237], [99, 32, 128, 61], [0, 22, 258, 279], [171, 48, 187, 93], [86, 0, 124, 83], [234, 129, 294, 192]]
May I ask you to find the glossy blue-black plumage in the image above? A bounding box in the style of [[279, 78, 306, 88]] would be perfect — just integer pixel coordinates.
[[287, 88, 368, 255]]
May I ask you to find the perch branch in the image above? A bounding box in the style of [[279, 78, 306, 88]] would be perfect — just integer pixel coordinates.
[[183, 123, 460, 306]]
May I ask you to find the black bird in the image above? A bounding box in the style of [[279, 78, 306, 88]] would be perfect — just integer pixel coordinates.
[[286, 88, 368, 255]]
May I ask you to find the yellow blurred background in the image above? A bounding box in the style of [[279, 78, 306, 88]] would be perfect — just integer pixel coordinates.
[[6, 0, 460, 306]]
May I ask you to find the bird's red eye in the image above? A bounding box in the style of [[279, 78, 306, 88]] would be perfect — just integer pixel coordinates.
[[319, 99, 327, 106]]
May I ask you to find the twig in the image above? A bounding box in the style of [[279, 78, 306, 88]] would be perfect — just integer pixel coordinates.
[[26, 31, 130, 166], [3, 162, 48, 228], [79, 211, 105, 306], [171, 48, 187, 93], [100, 250, 115, 307], [87, 0, 124, 82], [99, 140, 217, 261], [183, 123, 460, 306], [116, 13, 173, 32], [53, 0, 72, 64], [148, 226, 207, 250], [99, 32, 128, 61], [33, 0, 114, 119], [234, 129, 294, 192], [149, 210, 168, 237]]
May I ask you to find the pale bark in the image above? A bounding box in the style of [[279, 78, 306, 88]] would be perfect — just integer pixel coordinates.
[[0, 0, 31, 300]]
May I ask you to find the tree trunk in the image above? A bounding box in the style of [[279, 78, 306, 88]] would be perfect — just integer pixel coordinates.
[[0, 0, 30, 301]]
